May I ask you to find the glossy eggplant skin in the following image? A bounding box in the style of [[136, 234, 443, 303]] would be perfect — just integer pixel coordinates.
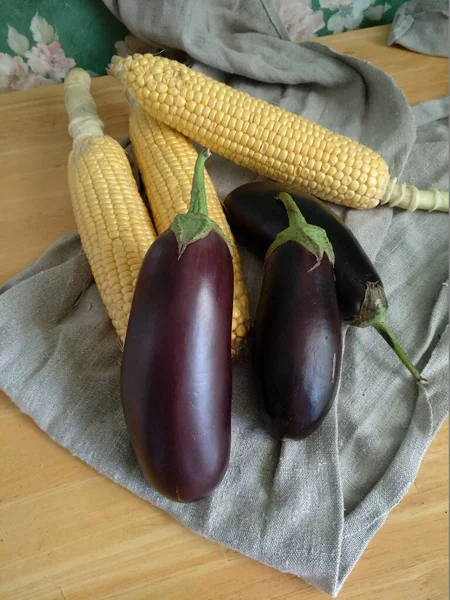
[[121, 229, 233, 502], [224, 181, 384, 322], [254, 241, 342, 439]]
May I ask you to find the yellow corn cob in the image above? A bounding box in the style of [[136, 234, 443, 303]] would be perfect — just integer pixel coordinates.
[[129, 105, 249, 356], [64, 68, 157, 342], [110, 54, 448, 213]]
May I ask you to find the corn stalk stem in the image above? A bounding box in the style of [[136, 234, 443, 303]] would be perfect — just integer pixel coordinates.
[[381, 178, 448, 212], [64, 68, 104, 145]]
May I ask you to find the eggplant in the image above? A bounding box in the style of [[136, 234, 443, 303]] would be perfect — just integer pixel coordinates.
[[224, 181, 383, 321], [121, 150, 233, 502], [254, 193, 341, 439], [224, 181, 426, 384]]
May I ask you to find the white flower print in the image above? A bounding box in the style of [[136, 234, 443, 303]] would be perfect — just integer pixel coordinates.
[[326, 0, 372, 33], [0, 52, 60, 92], [30, 13, 57, 45], [0, 54, 29, 91], [0, 14, 76, 93], [7, 26, 30, 56], [275, 0, 325, 42], [25, 41, 75, 81], [365, 2, 392, 21], [319, 0, 353, 9]]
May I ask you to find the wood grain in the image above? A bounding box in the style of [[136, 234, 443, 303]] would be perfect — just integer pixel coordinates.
[[0, 25, 448, 600]]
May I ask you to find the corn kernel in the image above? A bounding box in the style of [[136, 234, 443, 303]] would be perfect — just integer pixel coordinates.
[[129, 107, 250, 356], [112, 53, 390, 209], [68, 136, 156, 343]]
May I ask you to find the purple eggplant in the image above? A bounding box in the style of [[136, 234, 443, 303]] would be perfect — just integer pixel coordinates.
[[254, 193, 342, 439], [223, 181, 380, 321], [121, 150, 233, 502], [225, 181, 426, 384]]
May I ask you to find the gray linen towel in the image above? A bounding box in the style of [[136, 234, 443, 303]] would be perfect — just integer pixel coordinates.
[[0, 1, 448, 595], [388, 0, 449, 57]]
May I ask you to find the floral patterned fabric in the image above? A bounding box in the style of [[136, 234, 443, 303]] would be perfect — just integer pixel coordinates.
[[0, 14, 75, 92], [0, 1, 409, 93], [0, 0, 126, 94], [274, 0, 400, 42]]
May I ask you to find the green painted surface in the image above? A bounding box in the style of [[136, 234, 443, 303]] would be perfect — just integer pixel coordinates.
[[0, 1, 409, 74]]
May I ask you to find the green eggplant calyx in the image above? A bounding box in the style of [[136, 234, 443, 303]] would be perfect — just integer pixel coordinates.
[[359, 298, 428, 385], [170, 147, 232, 257], [171, 213, 214, 257], [266, 192, 335, 268]]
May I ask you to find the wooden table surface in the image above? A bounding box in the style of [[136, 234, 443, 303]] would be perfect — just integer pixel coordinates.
[[0, 25, 448, 600]]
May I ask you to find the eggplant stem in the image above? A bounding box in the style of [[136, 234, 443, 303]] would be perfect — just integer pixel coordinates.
[[189, 148, 211, 216], [278, 191, 308, 229], [372, 316, 428, 385], [266, 192, 335, 265], [170, 147, 232, 256]]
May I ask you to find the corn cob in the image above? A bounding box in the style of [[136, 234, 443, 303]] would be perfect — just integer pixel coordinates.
[[110, 54, 448, 213], [129, 106, 249, 356], [64, 68, 157, 342]]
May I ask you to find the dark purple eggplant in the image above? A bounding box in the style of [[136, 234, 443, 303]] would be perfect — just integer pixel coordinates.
[[224, 181, 383, 321], [225, 181, 426, 384], [254, 192, 342, 439], [121, 150, 233, 502]]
